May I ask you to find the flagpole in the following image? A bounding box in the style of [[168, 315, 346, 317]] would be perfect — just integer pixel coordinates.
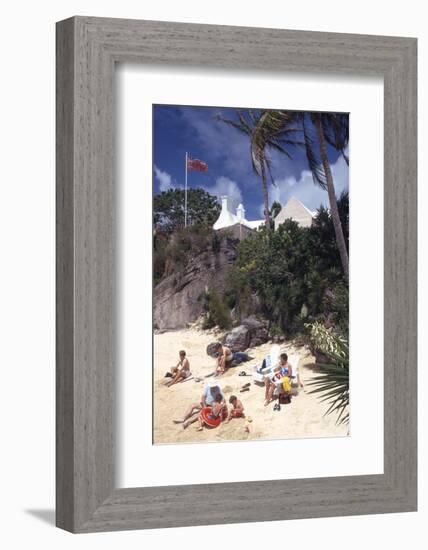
[[184, 151, 188, 227]]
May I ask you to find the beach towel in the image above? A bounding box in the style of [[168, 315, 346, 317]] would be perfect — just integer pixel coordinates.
[[231, 351, 249, 364], [281, 376, 292, 393]]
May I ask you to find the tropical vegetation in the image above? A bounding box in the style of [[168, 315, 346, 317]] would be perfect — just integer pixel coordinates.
[[305, 323, 349, 425], [154, 187, 220, 234], [224, 192, 349, 338], [218, 109, 349, 276]]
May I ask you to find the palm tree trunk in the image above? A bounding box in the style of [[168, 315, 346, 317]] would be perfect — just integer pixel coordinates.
[[260, 160, 271, 229], [314, 117, 349, 277]]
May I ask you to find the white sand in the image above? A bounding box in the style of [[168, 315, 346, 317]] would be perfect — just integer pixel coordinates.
[[153, 328, 348, 444]]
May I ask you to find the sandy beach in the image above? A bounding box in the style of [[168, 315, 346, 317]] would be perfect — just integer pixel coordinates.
[[153, 328, 348, 444]]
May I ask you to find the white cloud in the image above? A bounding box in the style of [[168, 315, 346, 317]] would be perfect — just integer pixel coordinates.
[[180, 108, 253, 180], [267, 153, 349, 212], [204, 176, 243, 210], [154, 165, 174, 192]]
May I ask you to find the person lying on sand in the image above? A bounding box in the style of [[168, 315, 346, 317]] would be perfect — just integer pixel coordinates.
[[264, 352, 292, 406], [173, 380, 227, 429], [166, 350, 190, 387], [196, 394, 225, 431], [227, 395, 244, 422]]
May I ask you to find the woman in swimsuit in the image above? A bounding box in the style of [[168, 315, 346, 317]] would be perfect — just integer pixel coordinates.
[[264, 352, 292, 406], [214, 343, 233, 375]]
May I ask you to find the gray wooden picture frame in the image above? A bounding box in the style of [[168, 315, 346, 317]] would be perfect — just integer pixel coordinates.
[[56, 16, 417, 533]]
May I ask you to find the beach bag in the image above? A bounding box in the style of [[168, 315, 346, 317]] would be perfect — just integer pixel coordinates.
[[279, 393, 291, 405], [281, 376, 292, 393]]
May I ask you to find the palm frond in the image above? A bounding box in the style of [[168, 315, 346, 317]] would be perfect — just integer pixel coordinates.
[[303, 114, 327, 189], [305, 324, 349, 425], [214, 112, 252, 137], [321, 113, 349, 154], [250, 110, 301, 176], [307, 360, 349, 426]]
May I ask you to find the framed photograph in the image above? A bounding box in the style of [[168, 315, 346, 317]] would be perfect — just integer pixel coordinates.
[[56, 17, 417, 532]]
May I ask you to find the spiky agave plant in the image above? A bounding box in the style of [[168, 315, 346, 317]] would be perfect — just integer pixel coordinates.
[[306, 327, 349, 425]]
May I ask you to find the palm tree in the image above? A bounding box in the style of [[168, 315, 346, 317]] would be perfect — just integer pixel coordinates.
[[216, 110, 301, 228], [251, 110, 349, 277], [306, 113, 349, 277]]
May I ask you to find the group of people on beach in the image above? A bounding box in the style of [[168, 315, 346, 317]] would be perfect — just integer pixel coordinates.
[[165, 341, 302, 432], [173, 379, 244, 430], [164, 347, 244, 431], [165, 342, 248, 387]]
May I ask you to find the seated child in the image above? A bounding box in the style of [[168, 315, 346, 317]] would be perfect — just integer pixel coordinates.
[[227, 395, 244, 422]]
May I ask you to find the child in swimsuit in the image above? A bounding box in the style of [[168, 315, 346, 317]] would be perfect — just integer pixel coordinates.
[[227, 395, 244, 422]]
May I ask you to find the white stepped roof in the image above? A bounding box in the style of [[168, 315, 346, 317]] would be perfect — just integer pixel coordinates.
[[213, 207, 239, 230], [213, 195, 265, 231], [245, 219, 265, 229]]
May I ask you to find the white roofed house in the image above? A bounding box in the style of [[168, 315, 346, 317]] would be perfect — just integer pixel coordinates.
[[274, 196, 315, 229], [213, 196, 264, 238], [213, 195, 315, 236]]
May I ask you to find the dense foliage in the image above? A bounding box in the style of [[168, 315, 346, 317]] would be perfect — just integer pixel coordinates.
[[154, 188, 220, 233], [153, 223, 222, 285], [225, 192, 349, 337], [305, 324, 349, 425]]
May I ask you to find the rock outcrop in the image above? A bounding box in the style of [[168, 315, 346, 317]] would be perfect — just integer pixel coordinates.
[[222, 316, 269, 352], [154, 236, 237, 331]]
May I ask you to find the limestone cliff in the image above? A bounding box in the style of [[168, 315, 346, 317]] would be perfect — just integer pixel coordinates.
[[154, 236, 238, 331]]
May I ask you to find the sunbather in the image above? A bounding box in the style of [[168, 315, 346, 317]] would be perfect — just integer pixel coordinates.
[[173, 380, 227, 428], [213, 342, 249, 375], [214, 343, 233, 375], [264, 352, 293, 406], [166, 350, 190, 387], [227, 395, 244, 422]]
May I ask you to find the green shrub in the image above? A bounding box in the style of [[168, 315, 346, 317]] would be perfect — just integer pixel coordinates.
[[304, 321, 347, 359], [154, 225, 223, 284], [201, 289, 232, 330]]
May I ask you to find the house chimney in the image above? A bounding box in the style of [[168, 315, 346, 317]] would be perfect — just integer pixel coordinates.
[[221, 195, 229, 212], [236, 203, 245, 221]]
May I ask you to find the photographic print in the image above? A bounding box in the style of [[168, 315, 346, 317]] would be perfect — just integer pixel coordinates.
[[153, 105, 349, 445]]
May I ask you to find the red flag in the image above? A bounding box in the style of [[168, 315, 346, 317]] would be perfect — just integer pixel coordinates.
[[187, 157, 208, 172]]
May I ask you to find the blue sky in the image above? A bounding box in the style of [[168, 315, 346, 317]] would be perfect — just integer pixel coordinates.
[[153, 105, 349, 220]]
